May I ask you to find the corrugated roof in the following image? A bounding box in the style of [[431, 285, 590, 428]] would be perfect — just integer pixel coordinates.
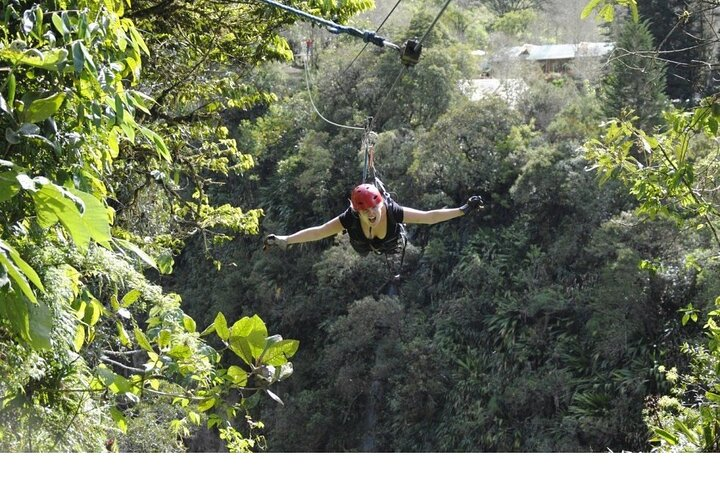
[[501, 42, 614, 61]]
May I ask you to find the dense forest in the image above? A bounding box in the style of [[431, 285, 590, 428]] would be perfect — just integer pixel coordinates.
[[1, 0, 720, 453]]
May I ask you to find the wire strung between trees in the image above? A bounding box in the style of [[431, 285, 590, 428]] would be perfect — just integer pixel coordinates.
[[253, 0, 400, 49], [341, 0, 405, 77], [303, 57, 365, 131], [369, 0, 454, 126], [371, 65, 408, 124], [416, 0, 453, 48], [287, 0, 456, 180]]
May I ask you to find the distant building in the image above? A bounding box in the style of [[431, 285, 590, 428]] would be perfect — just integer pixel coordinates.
[[461, 42, 613, 104], [495, 42, 615, 74]]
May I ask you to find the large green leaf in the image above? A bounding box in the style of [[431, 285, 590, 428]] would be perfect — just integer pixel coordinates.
[[0, 289, 31, 343], [120, 289, 141, 307], [134, 326, 154, 353], [228, 315, 268, 364], [3, 240, 44, 291], [182, 315, 196, 333], [110, 406, 128, 434], [0, 250, 37, 303], [0, 172, 20, 201], [27, 300, 53, 351], [157, 252, 173, 274], [0, 239, 44, 296], [227, 365, 248, 387], [706, 391, 720, 403], [228, 336, 253, 366], [70, 188, 112, 248], [197, 397, 216, 412], [260, 339, 300, 366], [116, 321, 131, 347], [51, 12, 68, 36], [653, 427, 678, 446], [580, 0, 602, 19], [113, 237, 157, 270], [138, 125, 171, 161], [0, 45, 68, 70], [20, 92, 66, 123], [674, 419, 700, 445], [33, 183, 88, 249], [71, 41, 85, 74], [214, 311, 229, 341], [230, 314, 267, 338], [32, 183, 112, 251], [73, 323, 85, 352], [128, 25, 150, 56]]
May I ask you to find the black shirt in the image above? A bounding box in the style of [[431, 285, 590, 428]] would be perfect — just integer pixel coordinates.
[[339, 197, 405, 255]]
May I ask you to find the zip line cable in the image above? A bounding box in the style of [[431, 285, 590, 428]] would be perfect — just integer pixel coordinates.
[[260, 0, 455, 182], [369, 0, 454, 125], [416, 0, 453, 48], [371, 65, 407, 124], [303, 57, 364, 131], [253, 0, 401, 50], [335, 0, 405, 132], [374, 0, 403, 37], [360, 0, 454, 186], [341, 0, 405, 77]]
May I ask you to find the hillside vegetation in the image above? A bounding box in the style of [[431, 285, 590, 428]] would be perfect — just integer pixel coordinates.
[[1, 0, 719, 452]]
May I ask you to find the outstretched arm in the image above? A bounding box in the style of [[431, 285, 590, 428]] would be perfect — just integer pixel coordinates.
[[402, 206, 465, 225], [284, 217, 344, 244], [265, 217, 344, 249], [403, 196, 484, 225]]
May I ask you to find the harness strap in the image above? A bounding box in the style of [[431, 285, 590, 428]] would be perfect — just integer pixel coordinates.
[[381, 223, 407, 279], [362, 117, 378, 184], [359, 120, 406, 282]]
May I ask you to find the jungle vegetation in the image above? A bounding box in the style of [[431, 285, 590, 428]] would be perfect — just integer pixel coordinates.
[[1, 0, 720, 453]]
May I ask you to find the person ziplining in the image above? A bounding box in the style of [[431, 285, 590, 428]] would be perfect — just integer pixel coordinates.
[[263, 184, 483, 255], [260, 0, 474, 295], [265, 122, 483, 257], [264, 182, 482, 292]]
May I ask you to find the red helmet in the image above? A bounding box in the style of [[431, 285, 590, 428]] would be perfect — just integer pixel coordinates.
[[351, 184, 383, 211]]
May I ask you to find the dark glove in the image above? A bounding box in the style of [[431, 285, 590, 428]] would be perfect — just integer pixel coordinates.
[[460, 195, 483, 215], [264, 234, 288, 251]]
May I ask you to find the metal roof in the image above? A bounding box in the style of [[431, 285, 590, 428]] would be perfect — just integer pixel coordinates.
[[503, 42, 614, 61]]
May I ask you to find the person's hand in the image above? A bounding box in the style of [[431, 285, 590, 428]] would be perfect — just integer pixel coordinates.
[[460, 195, 484, 215], [264, 234, 289, 251]]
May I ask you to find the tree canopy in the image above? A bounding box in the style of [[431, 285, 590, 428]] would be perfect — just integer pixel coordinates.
[[0, 0, 369, 452], [2, 0, 720, 455]]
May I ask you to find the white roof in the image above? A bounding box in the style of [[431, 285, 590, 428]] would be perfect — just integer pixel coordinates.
[[501, 42, 614, 61]]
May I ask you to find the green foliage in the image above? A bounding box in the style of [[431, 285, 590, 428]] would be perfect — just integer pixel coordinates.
[[490, 9, 537, 37], [0, 0, 312, 452], [634, 0, 713, 102], [148, 0, 720, 454], [410, 97, 525, 202], [108, 0, 375, 256], [581, 0, 639, 23], [600, 18, 668, 130], [585, 0, 720, 455], [645, 317, 720, 452], [584, 97, 720, 242], [441, 4, 492, 47], [545, 90, 603, 144], [482, 0, 543, 16]]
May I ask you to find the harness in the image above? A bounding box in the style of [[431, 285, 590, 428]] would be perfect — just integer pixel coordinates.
[[358, 124, 408, 284]]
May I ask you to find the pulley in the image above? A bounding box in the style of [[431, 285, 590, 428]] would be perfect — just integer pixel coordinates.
[[401, 39, 422, 67]]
